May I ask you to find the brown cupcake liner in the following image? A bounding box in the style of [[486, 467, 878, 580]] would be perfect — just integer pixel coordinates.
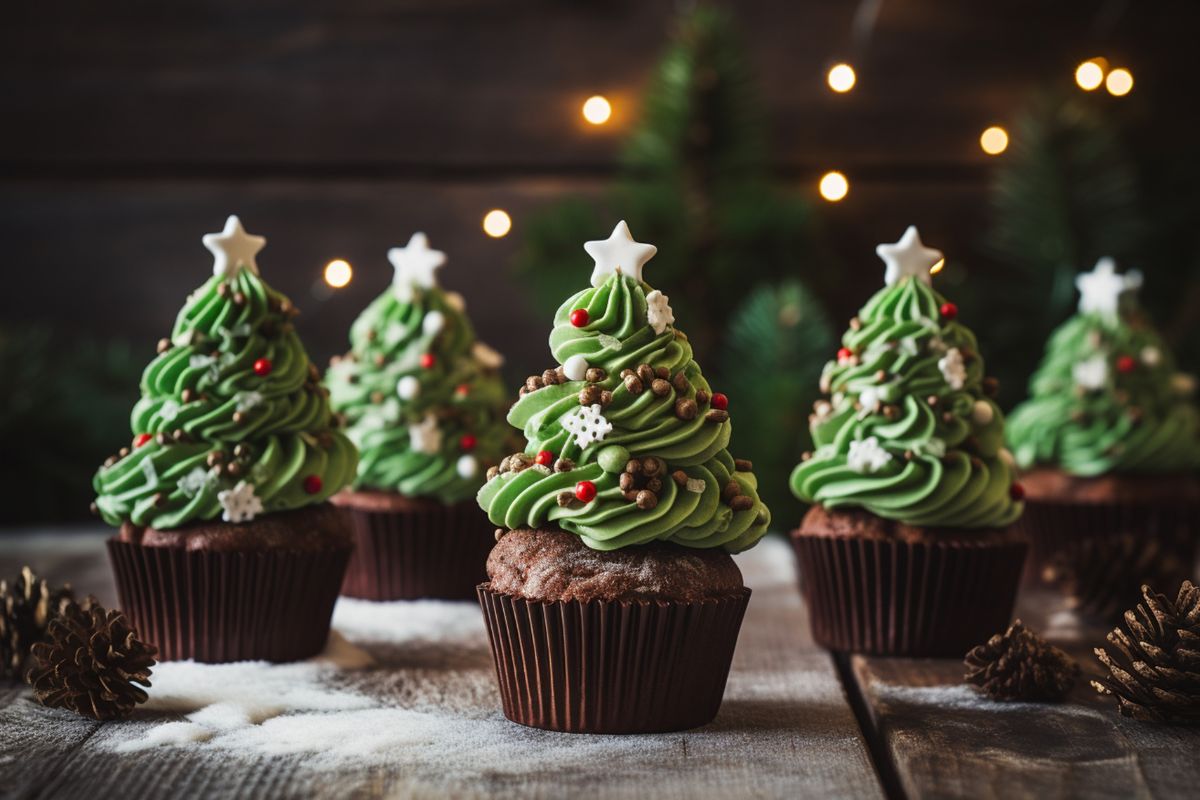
[[791, 531, 1027, 657], [107, 538, 350, 663], [1014, 499, 1200, 621], [340, 499, 494, 600], [477, 585, 751, 734]]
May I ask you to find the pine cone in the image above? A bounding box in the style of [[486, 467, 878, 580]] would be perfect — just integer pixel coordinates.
[[0, 567, 76, 681], [964, 620, 1080, 702], [27, 598, 157, 720], [1092, 581, 1200, 724]]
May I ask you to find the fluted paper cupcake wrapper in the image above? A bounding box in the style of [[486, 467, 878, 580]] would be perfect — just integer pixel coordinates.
[[1013, 499, 1200, 621], [477, 585, 751, 734], [107, 538, 350, 663], [340, 500, 494, 601], [791, 532, 1026, 657]]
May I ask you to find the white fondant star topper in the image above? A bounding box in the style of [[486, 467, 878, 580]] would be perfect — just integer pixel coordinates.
[[876, 226, 943, 287], [584, 221, 657, 288], [1076, 257, 1142, 318], [389, 233, 446, 302], [203, 215, 266, 280]]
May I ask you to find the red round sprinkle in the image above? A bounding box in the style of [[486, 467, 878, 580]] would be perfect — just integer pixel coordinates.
[[711, 392, 729, 410], [1009, 482, 1026, 501], [460, 434, 478, 451], [420, 353, 436, 369], [253, 358, 273, 376], [454, 383, 470, 397], [535, 449, 555, 467], [1116, 355, 1137, 373], [134, 433, 152, 448], [837, 347, 854, 362], [303, 475, 323, 494], [574, 480, 597, 503], [569, 308, 590, 328], [939, 302, 958, 320]]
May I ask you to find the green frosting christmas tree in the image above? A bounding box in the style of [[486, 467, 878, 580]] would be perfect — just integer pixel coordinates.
[[478, 222, 770, 553], [94, 216, 357, 529], [327, 234, 509, 503], [790, 227, 1023, 529], [1007, 258, 1200, 476]]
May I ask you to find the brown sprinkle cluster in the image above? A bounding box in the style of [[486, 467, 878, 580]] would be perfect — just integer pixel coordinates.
[[618, 456, 667, 510], [488, 452, 574, 482]]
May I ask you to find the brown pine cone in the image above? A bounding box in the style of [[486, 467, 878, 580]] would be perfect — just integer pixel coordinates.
[[0, 567, 76, 681], [1092, 581, 1200, 724], [27, 599, 157, 721], [964, 620, 1079, 702]]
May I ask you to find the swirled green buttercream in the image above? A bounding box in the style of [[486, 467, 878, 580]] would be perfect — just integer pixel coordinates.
[[326, 267, 510, 504], [94, 256, 357, 529], [477, 269, 770, 553], [1007, 280, 1200, 477], [790, 274, 1022, 529]]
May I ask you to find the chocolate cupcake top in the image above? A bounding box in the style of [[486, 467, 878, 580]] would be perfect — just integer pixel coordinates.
[[326, 234, 509, 503], [1007, 258, 1200, 477], [477, 221, 770, 553], [790, 226, 1023, 530], [93, 216, 357, 529]]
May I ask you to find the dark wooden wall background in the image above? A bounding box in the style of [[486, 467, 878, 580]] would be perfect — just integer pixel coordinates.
[[2, 0, 1196, 382]]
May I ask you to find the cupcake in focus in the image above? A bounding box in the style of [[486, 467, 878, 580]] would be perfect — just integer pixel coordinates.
[[790, 226, 1026, 656], [477, 221, 769, 733], [1006, 258, 1200, 619], [327, 234, 510, 600], [95, 215, 358, 663]]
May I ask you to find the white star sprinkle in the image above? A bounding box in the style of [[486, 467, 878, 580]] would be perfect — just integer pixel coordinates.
[[876, 226, 943, 287], [848, 437, 893, 473], [1076, 258, 1142, 318], [645, 289, 675, 334], [203, 216, 266, 280], [218, 480, 264, 523], [409, 414, 442, 455], [388, 233, 446, 302], [584, 221, 658, 288]]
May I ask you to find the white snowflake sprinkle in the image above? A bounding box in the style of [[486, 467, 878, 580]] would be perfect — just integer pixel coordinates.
[[1073, 356, 1108, 391], [179, 467, 212, 498], [858, 387, 883, 416], [685, 478, 706, 494], [563, 354, 589, 382], [472, 342, 504, 369], [218, 480, 263, 523], [456, 454, 478, 479], [409, 414, 442, 455], [645, 290, 675, 335], [938, 348, 967, 390], [848, 436, 892, 474], [597, 334, 623, 351], [159, 399, 181, 422], [562, 403, 613, 449], [235, 391, 264, 412], [422, 310, 446, 337], [396, 375, 420, 400]]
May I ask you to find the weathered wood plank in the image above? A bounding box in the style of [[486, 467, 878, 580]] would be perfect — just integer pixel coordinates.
[[0, 531, 882, 800], [849, 588, 1200, 800]]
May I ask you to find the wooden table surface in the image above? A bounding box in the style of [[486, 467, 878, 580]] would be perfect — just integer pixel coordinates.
[[0, 529, 1196, 800]]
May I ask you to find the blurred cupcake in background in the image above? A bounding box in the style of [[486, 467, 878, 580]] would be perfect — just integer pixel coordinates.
[[1007, 258, 1200, 620], [327, 233, 510, 600]]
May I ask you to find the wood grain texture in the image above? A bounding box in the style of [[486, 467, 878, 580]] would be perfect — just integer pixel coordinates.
[[0, 531, 882, 800]]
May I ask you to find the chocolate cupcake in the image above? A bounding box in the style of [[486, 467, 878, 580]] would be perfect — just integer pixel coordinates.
[[94, 215, 358, 663], [477, 222, 769, 733], [789, 226, 1026, 657], [1006, 259, 1200, 619], [327, 234, 510, 600]]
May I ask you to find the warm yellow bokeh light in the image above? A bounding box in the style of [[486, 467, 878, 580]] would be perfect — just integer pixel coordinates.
[[818, 171, 849, 202], [1075, 59, 1105, 91], [482, 209, 512, 238], [582, 95, 612, 125], [323, 259, 352, 288], [980, 126, 1009, 156], [1106, 68, 1133, 96], [827, 63, 856, 93], [929, 258, 946, 276]]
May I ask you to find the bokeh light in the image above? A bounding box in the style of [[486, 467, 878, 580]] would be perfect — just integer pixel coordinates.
[[1105, 68, 1133, 96], [980, 126, 1009, 155], [1075, 59, 1106, 91], [323, 259, 352, 288], [581, 95, 612, 125], [482, 209, 513, 238], [827, 63, 856, 93], [818, 171, 849, 202]]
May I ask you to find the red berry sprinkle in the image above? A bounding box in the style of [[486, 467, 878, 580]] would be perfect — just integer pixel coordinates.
[[455, 383, 470, 397], [940, 302, 958, 320], [574, 480, 597, 503], [420, 353, 436, 369], [569, 308, 590, 328], [1009, 482, 1026, 501], [1116, 355, 1137, 373], [711, 392, 729, 410], [837, 347, 854, 363], [460, 434, 478, 451], [535, 449, 555, 467], [134, 433, 152, 448], [253, 358, 273, 376], [303, 475, 323, 494]]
